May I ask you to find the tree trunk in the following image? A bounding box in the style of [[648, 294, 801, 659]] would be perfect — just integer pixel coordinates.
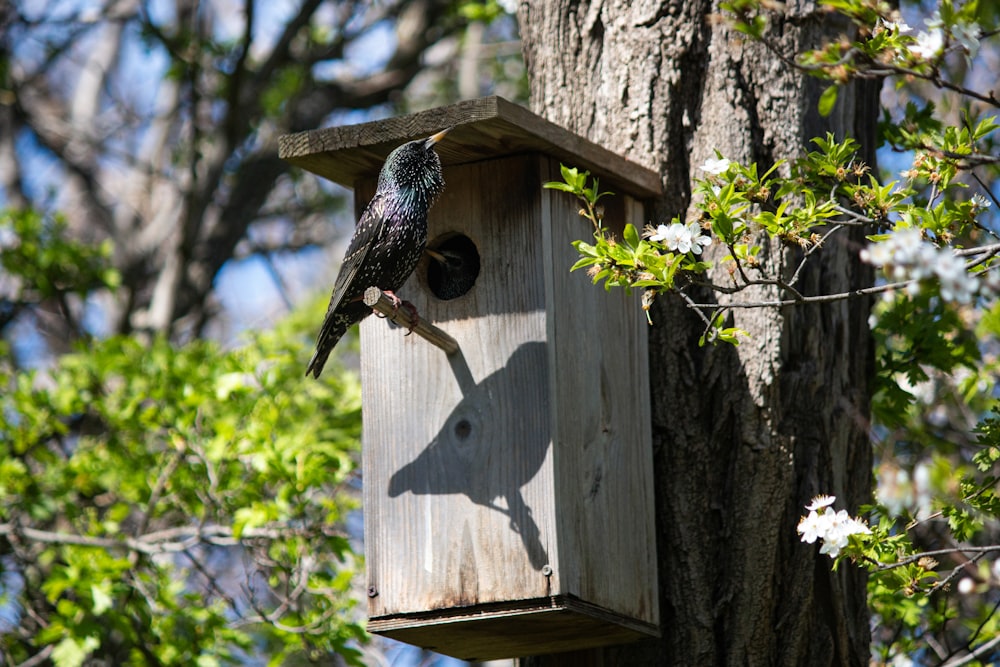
[[518, 1, 875, 665]]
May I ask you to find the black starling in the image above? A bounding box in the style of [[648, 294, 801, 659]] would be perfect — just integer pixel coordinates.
[[306, 129, 449, 378]]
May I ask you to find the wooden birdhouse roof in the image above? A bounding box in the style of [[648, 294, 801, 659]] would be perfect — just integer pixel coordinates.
[[278, 96, 662, 199]]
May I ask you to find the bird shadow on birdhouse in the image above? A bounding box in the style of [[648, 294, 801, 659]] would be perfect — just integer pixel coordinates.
[[387, 341, 550, 572]]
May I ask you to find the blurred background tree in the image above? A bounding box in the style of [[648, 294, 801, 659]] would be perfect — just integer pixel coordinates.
[[0, 0, 522, 351], [0, 1, 522, 665]]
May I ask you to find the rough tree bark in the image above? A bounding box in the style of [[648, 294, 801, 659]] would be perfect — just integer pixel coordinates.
[[518, 1, 875, 665]]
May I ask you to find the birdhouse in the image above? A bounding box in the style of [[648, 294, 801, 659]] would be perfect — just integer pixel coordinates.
[[279, 96, 661, 661]]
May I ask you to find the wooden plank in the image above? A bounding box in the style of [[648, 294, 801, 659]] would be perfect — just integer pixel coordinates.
[[278, 96, 661, 198], [369, 595, 659, 662], [540, 155, 659, 627], [361, 155, 560, 619]]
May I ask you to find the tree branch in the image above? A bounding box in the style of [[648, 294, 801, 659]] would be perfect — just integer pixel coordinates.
[[0, 521, 336, 555], [873, 545, 1000, 571]]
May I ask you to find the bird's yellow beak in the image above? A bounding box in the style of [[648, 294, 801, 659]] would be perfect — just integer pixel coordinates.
[[425, 128, 451, 147]]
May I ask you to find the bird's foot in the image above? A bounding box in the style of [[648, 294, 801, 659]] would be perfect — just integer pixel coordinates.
[[382, 290, 402, 309], [373, 290, 401, 319], [401, 302, 420, 335], [382, 291, 420, 335]]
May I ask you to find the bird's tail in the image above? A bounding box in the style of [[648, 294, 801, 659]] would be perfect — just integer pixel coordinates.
[[305, 323, 349, 379]]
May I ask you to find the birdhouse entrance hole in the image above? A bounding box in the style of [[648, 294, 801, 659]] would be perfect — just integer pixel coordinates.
[[426, 233, 480, 301]]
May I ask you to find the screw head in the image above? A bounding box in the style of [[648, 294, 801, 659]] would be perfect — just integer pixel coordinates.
[[367, 585, 379, 598], [541, 565, 553, 576]]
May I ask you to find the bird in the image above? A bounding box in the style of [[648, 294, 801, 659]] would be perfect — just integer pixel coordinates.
[[426, 241, 480, 300], [306, 128, 450, 378]]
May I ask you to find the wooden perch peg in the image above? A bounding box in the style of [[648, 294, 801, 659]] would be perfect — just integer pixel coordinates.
[[363, 287, 459, 355]]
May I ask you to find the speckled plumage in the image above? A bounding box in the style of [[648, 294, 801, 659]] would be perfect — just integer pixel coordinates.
[[306, 130, 448, 378]]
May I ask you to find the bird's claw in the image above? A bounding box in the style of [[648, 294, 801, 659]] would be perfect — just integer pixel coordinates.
[[374, 290, 401, 319], [383, 290, 404, 310], [381, 291, 420, 334], [401, 302, 420, 335]]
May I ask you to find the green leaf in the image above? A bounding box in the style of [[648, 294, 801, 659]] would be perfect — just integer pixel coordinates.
[[573, 240, 599, 257], [559, 163, 579, 184], [818, 84, 838, 117], [543, 181, 577, 193], [570, 256, 599, 271], [90, 582, 113, 616], [623, 223, 640, 248], [52, 637, 100, 667]]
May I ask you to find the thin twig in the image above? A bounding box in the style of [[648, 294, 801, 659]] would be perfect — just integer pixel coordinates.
[[941, 634, 1000, 667], [14, 645, 54, 667], [874, 545, 1000, 571], [685, 278, 910, 309], [788, 224, 848, 287], [830, 203, 876, 225], [0, 522, 322, 555], [929, 552, 987, 593], [748, 21, 1000, 108], [363, 287, 459, 355]]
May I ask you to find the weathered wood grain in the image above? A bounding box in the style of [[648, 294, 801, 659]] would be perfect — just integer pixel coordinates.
[[368, 595, 659, 662], [361, 155, 558, 621], [356, 154, 658, 658], [540, 154, 658, 627], [278, 96, 662, 199]]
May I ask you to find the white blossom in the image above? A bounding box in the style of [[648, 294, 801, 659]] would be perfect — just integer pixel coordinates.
[[952, 21, 981, 59], [971, 193, 992, 210], [912, 461, 934, 520], [934, 252, 977, 304], [797, 495, 871, 559], [700, 156, 732, 175], [957, 577, 976, 595], [859, 242, 892, 266], [982, 270, 1000, 297], [878, 17, 912, 34], [890, 653, 915, 667], [0, 226, 15, 250], [861, 229, 981, 304], [687, 222, 713, 255], [648, 223, 676, 244], [648, 222, 712, 255], [797, 511, 828, 544], [806, 495, 836, 511], [912, 28, 945, 60]]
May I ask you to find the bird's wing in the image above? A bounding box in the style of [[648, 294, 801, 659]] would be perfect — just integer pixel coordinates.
[[327, 193, 390, 310]]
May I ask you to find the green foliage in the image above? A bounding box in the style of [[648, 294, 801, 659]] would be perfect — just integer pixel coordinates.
[[1, 209, 120, 301], [818, 84, 839, 117], [543, 164, 614, 231], [1, 302, 365, 664], [870, 290, 981, 430], [260, 65, 305, 117], [458, 0, 510, 23]]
